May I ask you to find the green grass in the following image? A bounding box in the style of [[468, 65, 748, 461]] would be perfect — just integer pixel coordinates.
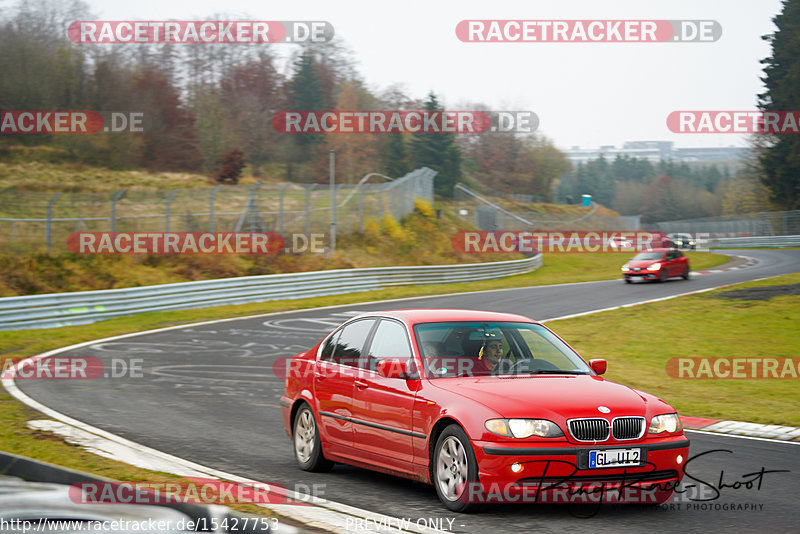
[[549, 273, 800, 426]]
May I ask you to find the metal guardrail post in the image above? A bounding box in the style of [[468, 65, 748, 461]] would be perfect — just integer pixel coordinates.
[[248, 181, 263, 232], [278, 184, 289, 233], [358, 189, 364, 232], [164, 190, 178, 232], [304, 184, 316, 237], [209, 185, 222, 232], [46, 193, 62, 251], [111, 190, 125, 233], [330, 150, 336, 253]]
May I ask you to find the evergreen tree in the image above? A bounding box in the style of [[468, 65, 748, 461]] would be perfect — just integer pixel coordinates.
[[286, 51, 329, 161], [757, 0, 800, 209], [409, 92, 462, 198], [384, 134, 410, 177]]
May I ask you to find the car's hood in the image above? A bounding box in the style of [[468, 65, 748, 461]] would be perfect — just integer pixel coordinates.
[[431, 375, 659, 420], [626, 259, 660, 268]]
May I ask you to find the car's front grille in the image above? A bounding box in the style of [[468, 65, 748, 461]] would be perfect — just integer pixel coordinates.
[[568, 418, 610, 441], [612, 417, 645, 440]]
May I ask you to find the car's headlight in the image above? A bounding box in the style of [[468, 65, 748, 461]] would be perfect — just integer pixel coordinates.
[[621, 264, 630, 272], [647, 262, 662, 271], [649, 413, 682, 434], [485, 419, 564, 438]]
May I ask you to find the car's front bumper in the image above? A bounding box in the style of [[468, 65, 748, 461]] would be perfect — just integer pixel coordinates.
[[623, 270, 660, 280], [469, 436, 689, 504]]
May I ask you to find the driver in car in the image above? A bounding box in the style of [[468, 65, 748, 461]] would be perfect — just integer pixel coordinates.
[[475, 332, 510, 375]]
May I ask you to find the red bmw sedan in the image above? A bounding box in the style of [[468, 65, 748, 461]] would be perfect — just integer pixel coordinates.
[[280, 309, 689, 512]]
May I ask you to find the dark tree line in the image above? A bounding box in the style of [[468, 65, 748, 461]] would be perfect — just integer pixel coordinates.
[[757, 0, 800, 210], [0, 1, 571, 200]]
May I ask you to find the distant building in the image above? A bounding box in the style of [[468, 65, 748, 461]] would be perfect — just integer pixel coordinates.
[[565, 141, 750, 164]]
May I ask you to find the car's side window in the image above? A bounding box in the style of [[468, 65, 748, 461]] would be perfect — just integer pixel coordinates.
[[363, 319, 412, 370], [332, 319, 376, 367], [319, 329, 341, 362]]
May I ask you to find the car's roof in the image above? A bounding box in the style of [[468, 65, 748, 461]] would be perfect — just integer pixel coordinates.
[[351, 309, 537, 325]]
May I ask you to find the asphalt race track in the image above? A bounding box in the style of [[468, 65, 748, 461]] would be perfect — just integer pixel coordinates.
[[14, 249, 800, 533]]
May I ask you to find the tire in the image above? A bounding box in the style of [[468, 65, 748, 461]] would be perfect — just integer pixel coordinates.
[[293, 404, 334, 472], [682, 267, 690, 280], [433, 425, 481, 512], [658, 269, 667, 282], [624, 278, 632, 284]]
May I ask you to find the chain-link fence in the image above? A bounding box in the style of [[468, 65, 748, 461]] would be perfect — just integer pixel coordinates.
[[653, 210, 800, 237], [454, 183, 641, 231], [0, 168, 436, 252]]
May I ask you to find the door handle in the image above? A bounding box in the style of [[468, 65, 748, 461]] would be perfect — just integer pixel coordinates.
[[354, 380, 369, 389], [314, 372, 326, 381]]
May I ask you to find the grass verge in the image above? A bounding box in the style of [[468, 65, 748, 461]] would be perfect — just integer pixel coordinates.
[[549, 273, 800, 426]]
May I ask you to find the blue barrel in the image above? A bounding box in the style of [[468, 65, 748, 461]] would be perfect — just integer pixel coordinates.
[[581, 194, 592, 207]]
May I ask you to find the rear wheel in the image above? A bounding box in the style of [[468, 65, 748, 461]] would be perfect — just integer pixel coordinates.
[[682, 267, 690, 280], [433, 425, 481, 512], [293, 404, 334, 472]]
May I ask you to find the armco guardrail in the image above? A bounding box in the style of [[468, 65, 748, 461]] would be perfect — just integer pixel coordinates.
[[0, 255, 541, 330], [711, 235, 800, 248]]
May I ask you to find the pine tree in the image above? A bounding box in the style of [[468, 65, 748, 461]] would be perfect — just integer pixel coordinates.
[[384, 134, 410, 177], [409, 92, 462, 197], [757, 0, 800, 209]]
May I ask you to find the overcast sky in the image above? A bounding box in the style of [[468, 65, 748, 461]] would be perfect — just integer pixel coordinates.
[[80, 0, 784, 151]]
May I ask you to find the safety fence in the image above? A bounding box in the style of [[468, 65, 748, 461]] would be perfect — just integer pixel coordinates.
[[0, 168, 436, 252], [0, 254, 542, 330]]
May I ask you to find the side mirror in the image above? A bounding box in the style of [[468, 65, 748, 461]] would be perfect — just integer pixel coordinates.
[[589, 359, 607, 375], [377, 359, 412, 379]]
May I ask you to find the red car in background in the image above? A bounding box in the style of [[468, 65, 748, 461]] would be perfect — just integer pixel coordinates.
[[281, 309, 689, 511], [621, 248, 690, 283]]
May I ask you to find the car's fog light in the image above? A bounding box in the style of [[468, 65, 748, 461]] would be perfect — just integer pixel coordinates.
[[511, 463, 523, 473], [677, 455, 683, 465]]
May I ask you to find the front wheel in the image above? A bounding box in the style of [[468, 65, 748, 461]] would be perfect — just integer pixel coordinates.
[[293, 404, 333, 472], [433, 425, 481, 512], [658, 269, 667, 282]]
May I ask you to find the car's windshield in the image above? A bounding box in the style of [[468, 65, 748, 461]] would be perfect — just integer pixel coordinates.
[[414, 321, 592, 378], [633, 252, 663, 260]]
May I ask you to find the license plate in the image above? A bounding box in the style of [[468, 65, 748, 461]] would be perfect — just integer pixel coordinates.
[[589, 448, 641, 468]]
